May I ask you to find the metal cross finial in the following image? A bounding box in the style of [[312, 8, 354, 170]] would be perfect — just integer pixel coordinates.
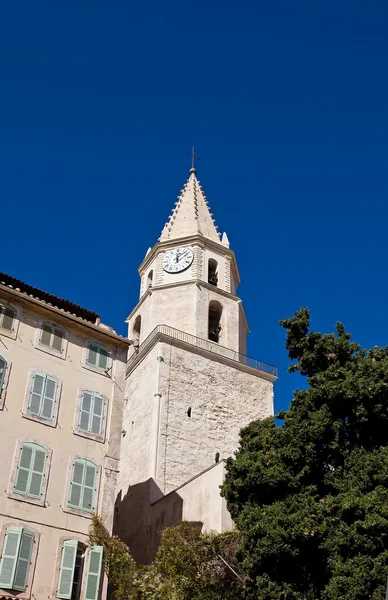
[[188, 147, 200, 172]]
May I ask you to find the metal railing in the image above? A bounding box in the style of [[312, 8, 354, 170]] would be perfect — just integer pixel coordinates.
[[128, 324, 278, 377]]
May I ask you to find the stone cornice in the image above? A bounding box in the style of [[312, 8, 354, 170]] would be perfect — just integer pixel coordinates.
[[126, 325, 278, 382]]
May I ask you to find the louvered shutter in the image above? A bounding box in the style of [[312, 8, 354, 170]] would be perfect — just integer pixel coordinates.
[[82, 464, 96, 511], [52, 328, 64, 352], [79, 393, 92, 432], [0, 526, 22, 588], [57, 541, 77, 599], [91, 395, 103, 436], [29, 373, 45, 415], [69, 460, 85, 508], [28, 447, 46, 497], [97, 347, 108, 370], [13, 530, 34, 591], [84, 546, 103, 600], [0, 357, 6, 393], [1, 307, 15, 331], [40, 323, 53, 347], [87, 344, 98, 367], [41, 376, 57, 420], [14, 444, 33, 494]]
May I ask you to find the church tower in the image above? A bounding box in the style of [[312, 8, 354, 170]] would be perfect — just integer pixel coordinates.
[[116, 164, 276, 557]]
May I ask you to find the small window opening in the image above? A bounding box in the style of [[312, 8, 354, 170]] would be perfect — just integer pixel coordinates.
[[215, 452, 220, 463], [208, 301, 222, 343], [187, 407, 192, 418], [208, 259, 218, 287], [147, 270, 153, 288], [72, 543, 86, 600], [132, 315, 141, 350]]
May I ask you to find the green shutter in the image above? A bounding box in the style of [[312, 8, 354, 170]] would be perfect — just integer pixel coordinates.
[[0, 356, 6, 394], [40, 323, 53, 347], [79, 392, 93, 432], [68, 460, 97, 512], [84, 546, 103, 600], [13, 530, 34, 591], [41, 376, 57, 420], [91, 395, 103, 436], [53, 328, 64, 352], [87, 344, 98, 367], [29, 373, 45, 415], [15, 443, 46, 498], [0, 526, 22, 588], [57, 541, 77, 599], [14, 445, 33, 494], [97, 347, 108, 370]]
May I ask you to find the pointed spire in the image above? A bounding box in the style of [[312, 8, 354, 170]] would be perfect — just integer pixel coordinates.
[[159, 168, 221, 243]]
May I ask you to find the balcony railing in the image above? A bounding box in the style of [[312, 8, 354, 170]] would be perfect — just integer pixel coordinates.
[[128, 324, 278, 377]]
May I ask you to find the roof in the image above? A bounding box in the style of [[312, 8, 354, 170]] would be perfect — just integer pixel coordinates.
[[159, 168, 222, 243], [0, 271, 100, 324]]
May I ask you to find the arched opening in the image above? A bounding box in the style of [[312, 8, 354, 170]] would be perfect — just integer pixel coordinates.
[[132, 315, 141, 350], [147, 270, 153, 288], [208, 259, 218, 287], [215, 452, 220, 463], [208, 301, 222, 343]]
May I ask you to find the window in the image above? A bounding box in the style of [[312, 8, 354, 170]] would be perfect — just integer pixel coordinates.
[[14, 443, 47, 499], [38, 322, 66, 356], [147, 270, 153, 288], [208, 259, 218, 286], [208, 301, 223, 343], [75, 390, 107, 440], [56, 542, 103, 600], [24, 370, 61, 426], [0, 302, 18, 339], [85, 343, 110, 373], [68, 459, 98, 513], [0, 355, 11, 409], [132, 315, 141, 351], [0, 526, 35, 591]]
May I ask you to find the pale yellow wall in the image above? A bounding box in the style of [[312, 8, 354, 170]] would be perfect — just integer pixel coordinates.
[[0, 293, 127, 600]]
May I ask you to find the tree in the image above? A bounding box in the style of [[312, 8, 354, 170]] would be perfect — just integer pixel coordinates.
[[221, 308, 388, 599], [89, 516, 243, 599]]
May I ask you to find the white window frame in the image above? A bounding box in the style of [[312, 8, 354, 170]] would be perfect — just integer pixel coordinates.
[[63, 456, 101, 519], [34, 320, 68, 360], [73, 389, 108, 443], [0, 522, 39, 599], [22, 369, 62, 428], [82, 340, 112, 377], [0, 355, 11, 410], [0, 300, 20, 340], [8, 439, 53, 507]]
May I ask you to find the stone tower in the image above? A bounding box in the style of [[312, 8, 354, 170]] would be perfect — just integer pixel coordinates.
[[116, 165, 276, 560]]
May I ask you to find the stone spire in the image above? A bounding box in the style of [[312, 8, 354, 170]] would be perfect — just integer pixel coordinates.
[[159, 168, 221, 243]]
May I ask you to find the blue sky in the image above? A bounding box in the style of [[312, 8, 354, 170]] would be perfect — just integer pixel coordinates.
[[1, 0, 388, 414]]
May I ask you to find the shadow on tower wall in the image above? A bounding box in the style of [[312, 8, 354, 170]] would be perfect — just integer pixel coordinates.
[[113, 478, 203, 564]]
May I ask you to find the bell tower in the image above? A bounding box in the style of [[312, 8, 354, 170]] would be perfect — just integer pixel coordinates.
[[117, 164, 276, 538], [127, 165, 248, 355]]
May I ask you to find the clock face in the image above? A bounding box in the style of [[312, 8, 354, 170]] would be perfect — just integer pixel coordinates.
[[162, 247, 194, 273]]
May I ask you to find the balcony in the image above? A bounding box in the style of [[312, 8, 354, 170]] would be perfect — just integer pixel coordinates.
[[127, 324, 278, 379]]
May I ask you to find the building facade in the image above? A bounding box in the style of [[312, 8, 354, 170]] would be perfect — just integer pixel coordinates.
[[116, 166, 277, 562], [0, 274, 129, 600]]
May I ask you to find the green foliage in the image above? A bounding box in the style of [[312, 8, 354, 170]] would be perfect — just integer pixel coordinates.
[[89, 517, 244, 600], [222, 308, 388, 599]]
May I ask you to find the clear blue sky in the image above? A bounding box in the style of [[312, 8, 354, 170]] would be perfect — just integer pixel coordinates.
[[1, 1, 388, 414]]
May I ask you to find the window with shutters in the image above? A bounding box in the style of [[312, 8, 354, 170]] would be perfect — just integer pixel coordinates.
[[65, 458, 100, 517], [0, 301, 19, 340], [9, 442, 52, 507], [36, 321, 67, 358], [0, 524, 38, 594], [74, 390, 107, 442], [23, 370, 62, 427], [56, 541, 87, 600], [84, 342, 111, 376], [0, 355, 11, 410]]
